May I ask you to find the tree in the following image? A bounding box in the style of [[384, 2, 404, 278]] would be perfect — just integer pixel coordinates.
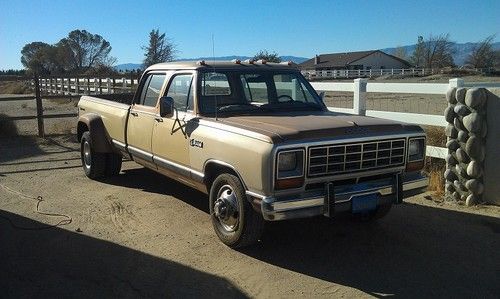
[[58, 29, 113, 71], [422, 34, 455, 68], [410, 36, 425, 67], [253, 50, 281, 63], [465, 35, 496, 68], [20, 42, 54, 74], [393, 46, 408, 61], [142, 29, 176, 68]]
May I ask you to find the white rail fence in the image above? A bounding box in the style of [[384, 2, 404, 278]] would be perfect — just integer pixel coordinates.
[[38, 77, 140, 95], [302, 67, 495, 80], [311, 78, 500, 160]]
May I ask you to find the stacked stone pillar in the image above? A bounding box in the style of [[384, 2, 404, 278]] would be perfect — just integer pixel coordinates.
[[444, 88, 487, 205]]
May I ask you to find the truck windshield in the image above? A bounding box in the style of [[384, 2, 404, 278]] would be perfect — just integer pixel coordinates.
[[198, 70, 325, 114]]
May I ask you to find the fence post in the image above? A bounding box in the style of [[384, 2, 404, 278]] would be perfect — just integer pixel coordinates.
[[106, 78, 111, 94], [449, 78, 464, 89], [353, 78, 368, 116], [75, 76, 79, 94], [85, 78, 90, 94], [122, 77, 127, 92], [34, 76, 44, 137]]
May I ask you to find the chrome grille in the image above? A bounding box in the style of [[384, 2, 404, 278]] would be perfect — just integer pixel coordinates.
[[308, 139, 406, 177]]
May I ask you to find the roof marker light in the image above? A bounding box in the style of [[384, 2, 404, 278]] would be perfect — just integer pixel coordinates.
[[232, 59, 241, 64], [256, 59, 267, 64], [197, 60, 206, 65]]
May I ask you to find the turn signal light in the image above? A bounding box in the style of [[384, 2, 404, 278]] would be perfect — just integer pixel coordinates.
[[275, 177, 304, 190]]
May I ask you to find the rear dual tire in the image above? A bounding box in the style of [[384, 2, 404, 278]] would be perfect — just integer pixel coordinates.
[[81, 131, 122, 179]]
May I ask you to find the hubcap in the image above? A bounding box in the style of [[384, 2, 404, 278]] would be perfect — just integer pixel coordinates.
[[83, 140, 91, 169], [214, 184, 239, 232]]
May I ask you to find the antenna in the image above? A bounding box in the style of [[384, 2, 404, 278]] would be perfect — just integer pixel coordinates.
[[212, 33, 218, 121]]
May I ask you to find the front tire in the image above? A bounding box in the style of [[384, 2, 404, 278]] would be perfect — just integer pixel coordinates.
[[209, 173, 264, 248], [81, 131, 106, 179]]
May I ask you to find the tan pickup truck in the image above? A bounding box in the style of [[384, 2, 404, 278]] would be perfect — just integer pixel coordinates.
[[77, 60, 427, 248]]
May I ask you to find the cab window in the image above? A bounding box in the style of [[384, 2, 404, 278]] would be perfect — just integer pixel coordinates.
[[166, 74, 194, 111], [140, 73, 166, 107]]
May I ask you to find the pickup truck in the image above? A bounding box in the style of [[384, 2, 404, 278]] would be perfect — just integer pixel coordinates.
[[77, 60, 428, 248]]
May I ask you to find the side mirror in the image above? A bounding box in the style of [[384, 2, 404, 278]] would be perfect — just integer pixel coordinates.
[[159, 96, 174, 117], [318, 91, 325, 101]]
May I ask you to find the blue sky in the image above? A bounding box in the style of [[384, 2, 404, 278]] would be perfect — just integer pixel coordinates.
[[1, 0, 498, 69]]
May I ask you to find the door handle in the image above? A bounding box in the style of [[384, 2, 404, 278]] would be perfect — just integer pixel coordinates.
[[154, 117, 163, 122], [130, 112, 138, 116]]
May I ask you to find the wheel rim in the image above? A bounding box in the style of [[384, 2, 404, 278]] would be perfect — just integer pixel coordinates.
[[83, 140, 91, 169], [213, 184, 240, 232]]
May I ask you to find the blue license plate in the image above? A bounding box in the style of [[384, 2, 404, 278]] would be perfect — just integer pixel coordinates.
[[352, 194, 378, 213]]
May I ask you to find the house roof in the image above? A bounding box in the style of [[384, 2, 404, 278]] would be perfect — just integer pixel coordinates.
[[299, 50, 412, 69]]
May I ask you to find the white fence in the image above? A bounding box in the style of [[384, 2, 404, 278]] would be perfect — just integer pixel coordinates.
[[302, 67, 496, 80], [311, 78, 500, 160], [39, 77, 140, 95]]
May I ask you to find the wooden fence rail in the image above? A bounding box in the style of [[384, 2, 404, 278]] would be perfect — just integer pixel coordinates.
[[0, 77, 79, 137]]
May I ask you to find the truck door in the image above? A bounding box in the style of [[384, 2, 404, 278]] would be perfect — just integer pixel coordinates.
[[152, 72, 196, 182], [127, 72, 166, 169]]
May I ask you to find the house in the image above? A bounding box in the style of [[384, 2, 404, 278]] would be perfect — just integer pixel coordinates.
[[299, 50, 412, 71]]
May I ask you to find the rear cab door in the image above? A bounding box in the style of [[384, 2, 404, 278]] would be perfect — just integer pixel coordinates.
[[127, 71, 167, 169]]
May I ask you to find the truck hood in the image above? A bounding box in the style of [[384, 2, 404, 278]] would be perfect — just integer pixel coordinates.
[[206, 110, 422, 143]]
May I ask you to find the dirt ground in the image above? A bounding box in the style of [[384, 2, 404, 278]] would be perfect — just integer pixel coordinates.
[[1, 135, 499, 298]]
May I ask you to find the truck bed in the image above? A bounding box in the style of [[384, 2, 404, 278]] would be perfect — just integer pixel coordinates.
[[93, 93, 135, 105]]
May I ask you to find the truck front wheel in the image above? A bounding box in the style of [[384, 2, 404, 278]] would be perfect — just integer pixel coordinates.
[[209, 173, 264, 248], [81, 131, 106, 179]]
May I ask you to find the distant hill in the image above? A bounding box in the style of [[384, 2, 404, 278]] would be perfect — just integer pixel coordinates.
[[382, 42, 500, 66], [115, 55, 308, 71]]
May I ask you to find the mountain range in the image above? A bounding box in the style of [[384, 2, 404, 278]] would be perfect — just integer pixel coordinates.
[[115, 41, 500, 71]]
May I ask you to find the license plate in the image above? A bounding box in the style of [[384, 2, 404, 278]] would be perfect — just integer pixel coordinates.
[[352, 193, 378, 213]]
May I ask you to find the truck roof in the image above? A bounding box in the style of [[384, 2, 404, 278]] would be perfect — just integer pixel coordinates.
[[145, 60, 299, 72]]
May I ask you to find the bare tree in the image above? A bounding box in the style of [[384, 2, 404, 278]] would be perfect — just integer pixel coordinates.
[[142, 29, 176, 68], [466, 35, 496, 68], [58, 30, 113, 71], [410, 36, 425, 67], [422, 34, 455, 68], [253, 50, 281, 63]]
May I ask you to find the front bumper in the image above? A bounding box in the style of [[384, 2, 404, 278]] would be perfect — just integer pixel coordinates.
[[248, 172, 428, 221]]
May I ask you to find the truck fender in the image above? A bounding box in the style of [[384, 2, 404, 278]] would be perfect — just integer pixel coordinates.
[[77, 113, 114, 153]]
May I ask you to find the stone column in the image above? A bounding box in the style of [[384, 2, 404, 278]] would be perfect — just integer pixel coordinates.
[[444, 88, 487, 205]]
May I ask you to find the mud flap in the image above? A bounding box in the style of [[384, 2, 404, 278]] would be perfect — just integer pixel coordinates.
[[323, 182, 335, 217]]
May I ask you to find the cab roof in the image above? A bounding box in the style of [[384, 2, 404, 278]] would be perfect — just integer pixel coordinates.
[[145, 60, 299, 72]]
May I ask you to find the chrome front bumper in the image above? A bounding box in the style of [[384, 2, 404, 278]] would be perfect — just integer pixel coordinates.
[[248, 173, 428, 221]]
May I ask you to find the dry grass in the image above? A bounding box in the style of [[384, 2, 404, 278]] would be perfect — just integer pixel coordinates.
[[422, 125, 447, 147], [0, 81, 33, 94], [423, 157, 446, 197]]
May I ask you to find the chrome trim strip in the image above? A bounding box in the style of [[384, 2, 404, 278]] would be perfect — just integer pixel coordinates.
[[111, 139, 127, 151], [246, 190, 267, 200], [403, 176, 429, 191], [154, 155, 205, 182], [128, 145, 153, 162]]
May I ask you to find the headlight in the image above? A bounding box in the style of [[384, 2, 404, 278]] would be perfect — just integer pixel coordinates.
[[276, 149, 305, 189], [406, 137, 426, 172], [278, 152, 297, 172], [408, 138, 425, 162]]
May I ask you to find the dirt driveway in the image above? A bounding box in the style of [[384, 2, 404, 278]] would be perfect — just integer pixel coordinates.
[[1, 135, 499, 298]]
